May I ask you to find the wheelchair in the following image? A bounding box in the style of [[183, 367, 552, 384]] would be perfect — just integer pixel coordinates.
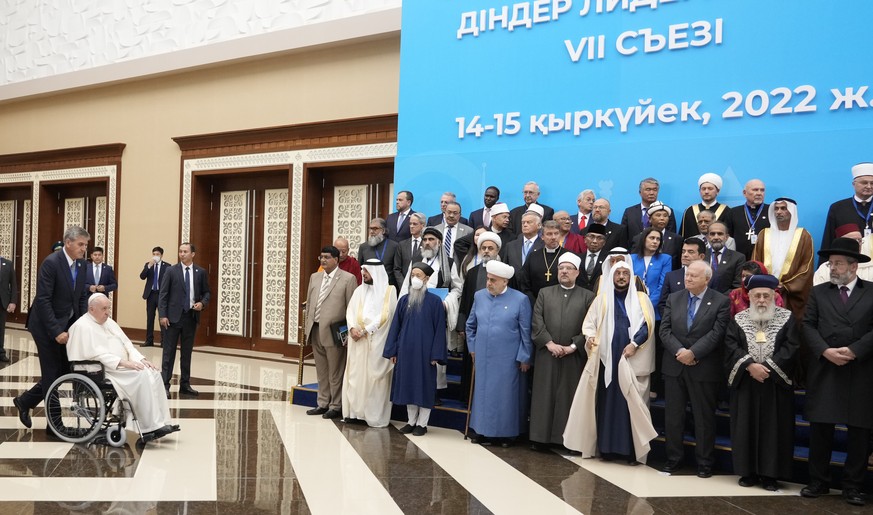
[[44, 361, 144, 448]]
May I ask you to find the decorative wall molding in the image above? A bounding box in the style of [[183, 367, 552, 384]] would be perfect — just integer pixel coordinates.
[[182, 142, 396, 345], [0, 200, 14, 262], [261, 189, 288, 341], [20, 200, 30, 313], [216, 191, 249, 337], [333, 186, 368, 259], [63, 198, 86, 230]]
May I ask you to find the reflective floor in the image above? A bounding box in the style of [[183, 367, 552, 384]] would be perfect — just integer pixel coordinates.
[[0, 327, 866, 514]]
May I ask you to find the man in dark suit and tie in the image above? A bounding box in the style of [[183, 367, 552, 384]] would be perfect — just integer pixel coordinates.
[[659, 238, 707, 316], [386, 190, 415, 242], [509, 181, 554, 233], [426, 192, 470, 227], [468, 186, 500, 230], [159, 242, 211, 397], [578, 224, 608, 292], [394, 212, 425, 285], [659, 260, 730, 478], [0, 255, 18, 362], [569, 189, 595, 234], [84, 246, 117, 297], [582, 198, 628, 253], [801, 238, 873, 507], [13, 226, 90, 430], [621, 178, 677, 242], [140, 246, 170, 347], [704, 222, 744, 293], [503, 211, 544, 273]]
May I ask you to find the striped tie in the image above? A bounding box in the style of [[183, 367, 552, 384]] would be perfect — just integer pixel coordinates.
[[444, 226, 453, 260], [314, 273, 331, 323]]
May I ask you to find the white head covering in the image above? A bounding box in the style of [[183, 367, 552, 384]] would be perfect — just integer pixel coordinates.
[[767, 198, 799, 278], [485, 260, 514, 279], [558, 252, 581, 269], [477, 231, 502, 250], [526, 204, 545, 218], [852, 162, 873, 179], [599, 248, 630, 290], [490, 202, 510, 216], [698, 173, 723, 191], [361, 259, 390, 323], [598, 260, 645, 388], [646, 200, 672, 218]]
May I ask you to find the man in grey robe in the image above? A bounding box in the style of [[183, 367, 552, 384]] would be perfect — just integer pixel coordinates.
[[530, 252, 594, 450]]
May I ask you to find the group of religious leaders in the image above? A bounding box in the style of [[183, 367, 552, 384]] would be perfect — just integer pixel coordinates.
[[10, 227, 209, 444]]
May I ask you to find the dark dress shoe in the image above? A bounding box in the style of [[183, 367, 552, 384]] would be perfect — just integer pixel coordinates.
[[697, 466, 713, 478], [13, 396, 31, 429], [843, 488, 865, 506], [141, 342, 154, 347], [398, 424, 414, 434], [499, 439, 513, 448], [661, 460, 682, 474], [412, 426, 427, 436], [760, 477, 778, 492], [0, 354, 10, 362], [800, 481, 829, 498], [322, 409, 341, 419], [738, 476, 758, 487], [306, 407, 328, 416], [530, 442, 547, 452], [179, 386, 199, 396]]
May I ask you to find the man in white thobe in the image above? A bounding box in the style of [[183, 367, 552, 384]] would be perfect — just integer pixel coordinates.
[[342, 259, 398, 427], [67, 294, 178, 441]]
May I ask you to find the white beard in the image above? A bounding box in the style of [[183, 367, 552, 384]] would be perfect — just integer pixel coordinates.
[[420, 247, 437, 260], [368, 234, 385, 247], [748, 302, 776, 323], [407, 285, 426, 310]]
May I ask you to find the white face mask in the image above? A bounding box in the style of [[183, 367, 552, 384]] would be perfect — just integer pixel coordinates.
[[410, 277, 425, 290], [153, 255, 161, 263]]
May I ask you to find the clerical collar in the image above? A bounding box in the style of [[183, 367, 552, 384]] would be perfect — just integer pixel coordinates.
[[702, 200, 716, 208], [545, 247, 559, 253], [854, 195, 872, 204], [560, 283, 575, 290]]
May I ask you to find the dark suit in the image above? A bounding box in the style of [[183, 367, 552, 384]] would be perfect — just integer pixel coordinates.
[[725, 203, 770, 259], [140, 260, 171, 345], [658, 266, 725, 316], [509, 203, 554, 233], [158, 262, 211, 389], [0, 257, 19, 358], [468, 207, 487, 229], [386, 209, 415, 242], [582, 221, 628, 253], [621, 204, 678, 242], [803, 280, 873, 491], [358, 238, 400, 290], [577, 250, 607, 292], [569, 212, 592, 235], [84, 262, 117, 295], [503, 236, 544, 273], [394, 236, 423, 287], [704, 248, 744, 293], [659, 287, 730, 468], [18, 250, 89, 412]]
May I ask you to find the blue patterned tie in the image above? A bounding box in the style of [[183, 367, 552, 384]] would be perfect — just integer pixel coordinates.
[[687, 295, 698, 328]]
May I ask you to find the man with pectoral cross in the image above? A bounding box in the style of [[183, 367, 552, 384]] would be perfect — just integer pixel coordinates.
[[519, 221, 579, 306]]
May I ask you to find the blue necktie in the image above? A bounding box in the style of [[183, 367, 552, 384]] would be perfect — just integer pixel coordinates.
[[523, 240, 532, 264], [184, 266, 191, 311], [687, 295, 698, 328], [153, 264, 160, 291], [70, 262, 77, 286]]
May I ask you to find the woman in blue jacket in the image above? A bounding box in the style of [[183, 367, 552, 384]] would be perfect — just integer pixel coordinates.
[[630, 227, 672, 318]]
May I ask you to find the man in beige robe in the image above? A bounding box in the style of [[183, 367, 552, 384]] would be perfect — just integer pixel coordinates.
[[342, 259, 398, 427], [751, 198, 814, 319], [67, 294, 178, 441], [563, 261, 657, 463]]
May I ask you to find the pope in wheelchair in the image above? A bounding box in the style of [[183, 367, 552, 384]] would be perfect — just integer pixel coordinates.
[[64, 293, 180, 443]]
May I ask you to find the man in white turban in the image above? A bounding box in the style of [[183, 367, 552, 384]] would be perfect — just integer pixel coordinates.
[[343, 259, 398, 427], [680, 173, 731, 238]]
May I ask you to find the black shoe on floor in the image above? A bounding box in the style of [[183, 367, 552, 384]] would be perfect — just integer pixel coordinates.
[[322, 409, 341, 419], [738, 476, 758, 487], [0, 354, 9, 362], [306, 407, 328, 416], [412, 426, 427, 436], [179, 385, 199, 396], [843, 489, 865, 506], [760, 477, 778, 492], [141, 342, 154, 347], [530, 442, 547, 452], [800, 481, 829, 498], [398, 424, 414, 434], [12, 396, 31, 428], [661, 460, 682, 474], [697, 466, 713, 478]]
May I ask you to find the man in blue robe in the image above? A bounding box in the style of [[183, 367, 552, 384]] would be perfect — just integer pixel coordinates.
[[383, 262, 447, 436], [466, 260, 533, 447]]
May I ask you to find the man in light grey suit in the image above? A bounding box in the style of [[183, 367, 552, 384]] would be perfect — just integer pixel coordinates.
[[435, 201, 472, 265], [0, 256, 18, 362], [304, 245, 357, 419]]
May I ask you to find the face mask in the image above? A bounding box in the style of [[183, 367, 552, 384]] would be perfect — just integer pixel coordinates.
[[153, 255, 161, 263], [410, 277, 425, 290]]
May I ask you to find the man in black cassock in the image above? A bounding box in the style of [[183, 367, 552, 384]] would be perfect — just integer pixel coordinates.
[[724, 274, 798, 491], [529, 253, 594, 450], [820, 162, 873, 264], [519, 221, 572, 305], [725, 179, 770, 259]]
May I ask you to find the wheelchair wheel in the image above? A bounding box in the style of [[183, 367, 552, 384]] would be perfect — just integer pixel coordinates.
[[45, 373, 106, 443], [106, 425, 127, 448]]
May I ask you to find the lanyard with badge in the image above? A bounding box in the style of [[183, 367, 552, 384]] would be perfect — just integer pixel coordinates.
[[852, 198, 873, 236]]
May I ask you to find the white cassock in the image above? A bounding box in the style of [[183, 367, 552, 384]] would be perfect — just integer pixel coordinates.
[[343, 283, 398, 427], [67, 314, 172, 433]]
